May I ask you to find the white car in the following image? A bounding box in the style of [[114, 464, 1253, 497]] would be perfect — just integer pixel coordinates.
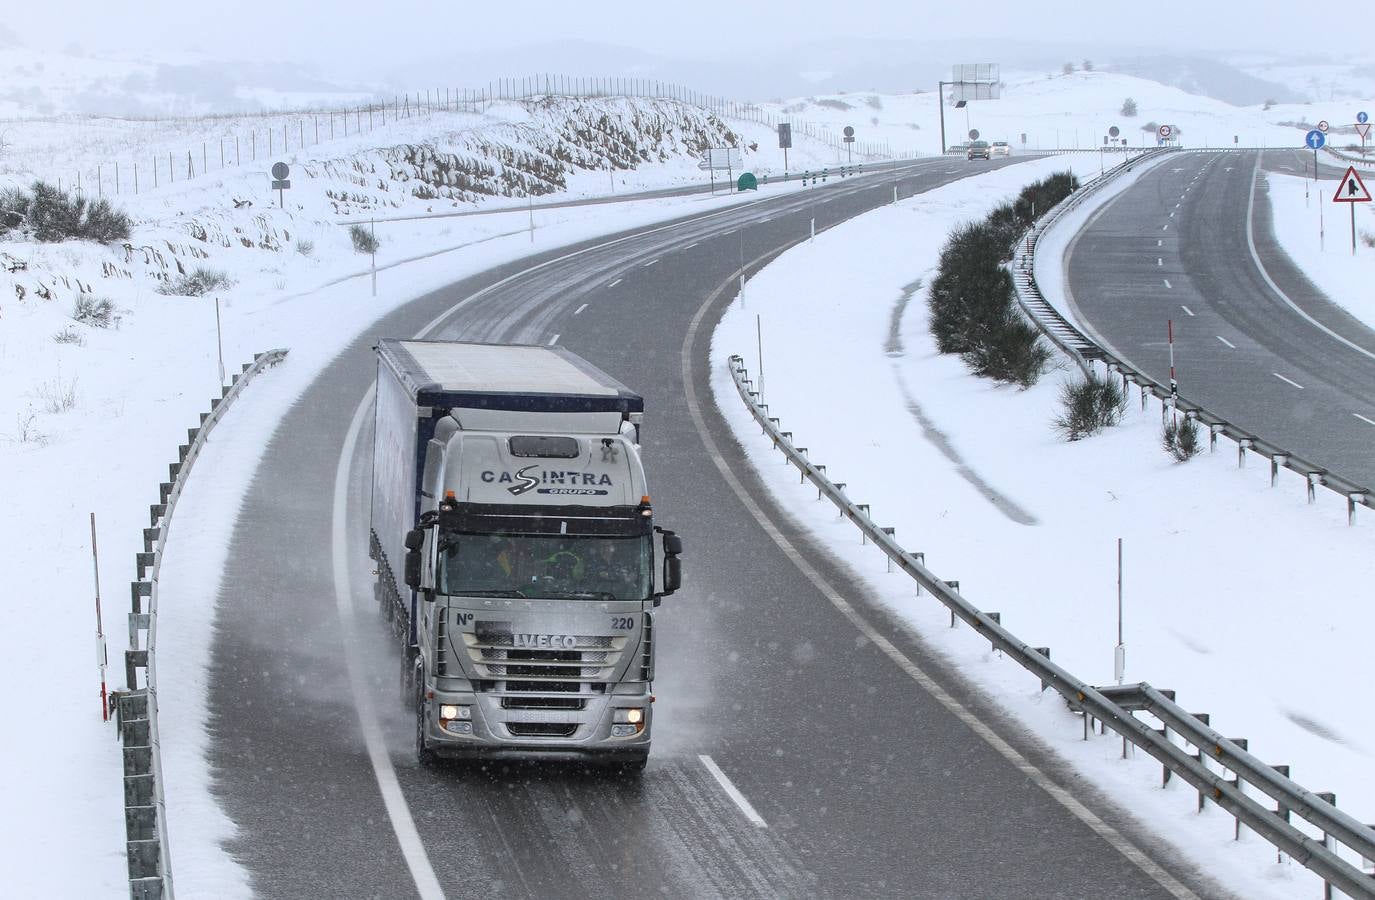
[[991, 141, 1011, 157]]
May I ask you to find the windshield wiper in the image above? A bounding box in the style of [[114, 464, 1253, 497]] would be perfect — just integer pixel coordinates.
[[561, 591, 620, 600], [452, 589, 529, 598]]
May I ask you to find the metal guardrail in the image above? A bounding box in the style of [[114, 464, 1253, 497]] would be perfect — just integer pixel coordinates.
[[114, 349, 289, 900], [1010, 148, 1375, 522], [726, 354, 1375, 897]]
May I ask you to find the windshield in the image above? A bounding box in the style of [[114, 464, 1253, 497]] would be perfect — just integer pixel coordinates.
[[439, 532, 651, 601]]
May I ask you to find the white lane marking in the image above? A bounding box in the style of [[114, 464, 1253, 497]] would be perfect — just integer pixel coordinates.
[[680, 257, 1200, 900], [1163, 279, 1172, 289], [1168, 211, 1175, 218], [1245, 156, 1375, 363], [549, 334, 560, 345], [1175, 203, 1181, 208], [684, 242, 699, 249], [1274, 372, 1304, 389], [574, 303, 589, 315], [1354, 413, 1375, 426], [1162, 224, 1169, 231], [609, 278, 622, 288], [643, 258, 659, 267], [758, 216, 772, 223], [1157, 239, 1163, 247], [1157, 258, 1163, 266], [333, 387, 447, 900], [1181, 305, 1195, 316], [1217, 335, 1236, 348], [698, 755, 768, 828]]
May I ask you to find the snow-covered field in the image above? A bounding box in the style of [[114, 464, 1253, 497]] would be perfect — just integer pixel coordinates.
[[763, 69, 1375, 156], [710, 157, 1374, 899]]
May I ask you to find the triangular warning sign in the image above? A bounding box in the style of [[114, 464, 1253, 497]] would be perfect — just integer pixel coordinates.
[[1357, 123, 1372, 139], [1333, 166, 1372, 203]]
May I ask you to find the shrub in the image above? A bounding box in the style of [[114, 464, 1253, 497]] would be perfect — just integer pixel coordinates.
[[295, 238, 315, 257], [961, 312, 1051, 387], [928, 222, 1015, 354], [1062, 62, 1074, 75], [0, 181, 130, 243], [53, 327, 85, 346], [1054, 372, 1127, 440], [158, 267, 234, 296], [350, 223, 379, 254], [72, 296, 115, 327], [1162, 414, 1202, 462], [36, 376, 78, 414], [1121, 97, 1138, 117], [1361, 231, 1375, 249]]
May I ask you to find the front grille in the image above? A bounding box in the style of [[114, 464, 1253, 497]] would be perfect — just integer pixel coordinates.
[[508, 723, 577, 737], [463, 631, 627, 684], [501, 696, 586, 711]]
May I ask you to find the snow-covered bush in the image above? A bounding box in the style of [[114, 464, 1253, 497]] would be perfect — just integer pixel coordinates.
[[1054, 372, 1126, 441], [1162, 414, 1202, 461], [71, 296, 115, 327], [349, 224, 379, 254], [158, 267, 233, 296], [0, 181, 131, 243]]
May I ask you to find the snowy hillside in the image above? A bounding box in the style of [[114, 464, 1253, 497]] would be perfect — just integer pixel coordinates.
[[763, 68, 1375, 155], [0, 95, 842, 322]]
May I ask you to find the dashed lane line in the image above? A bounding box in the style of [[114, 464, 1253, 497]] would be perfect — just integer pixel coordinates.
[[574, 303, 589, 315], [1274, 372, 1304, 389], [699, 755, 768, 828], [1217, 335, 1236, 349]]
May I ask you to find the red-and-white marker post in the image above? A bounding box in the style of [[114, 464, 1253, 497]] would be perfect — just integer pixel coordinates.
[[1168, 319, 1177, 419], [1332, 166, 1373, 256]]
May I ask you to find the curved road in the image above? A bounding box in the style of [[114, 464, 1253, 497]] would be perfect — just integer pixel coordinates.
[[1066, 149, 1375, 490], [207, 158, 1224, 898]]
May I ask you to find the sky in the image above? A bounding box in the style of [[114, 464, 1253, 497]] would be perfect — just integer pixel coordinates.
[[5, 0, 1344, 67]]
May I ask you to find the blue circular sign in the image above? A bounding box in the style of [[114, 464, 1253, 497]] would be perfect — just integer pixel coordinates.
[[1360, 111, 1370, 124], [1306, 129, 1327, 149]]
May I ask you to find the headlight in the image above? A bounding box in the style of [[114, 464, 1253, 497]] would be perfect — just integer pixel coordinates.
[[439, 704, 471, 720], [614, 708, 644, 724]]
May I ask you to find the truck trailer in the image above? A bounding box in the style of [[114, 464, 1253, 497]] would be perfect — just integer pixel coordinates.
[[369, 339, 682, 770]]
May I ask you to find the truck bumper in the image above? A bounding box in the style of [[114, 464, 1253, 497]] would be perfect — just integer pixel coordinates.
[[423, 688, 652, 760]]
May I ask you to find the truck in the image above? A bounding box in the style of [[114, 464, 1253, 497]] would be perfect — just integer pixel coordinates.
[[369, 339, 682, 771]]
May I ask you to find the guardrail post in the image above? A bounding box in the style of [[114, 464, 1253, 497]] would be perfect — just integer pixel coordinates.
[[1191, 712, 1211, 810], [1270, 454, 1287, 487], [1348, 493, 1364, 525], [1229, 737, 1249, 839], [1141, 383, 1149, 412], [1032, 647, 1051, 691], [856, 504, 870, 542], [881, 527, 896, 570], [911, 551, 924, 593], [1309, 472, 1323, 504], [1237, 439, 1251, 469], [795, 448, 808, 482], [1210, 423, 1223, 452], [815, 465, 826, 497], [1317, 791, 1337, 900], [946, 581, 960, 627]]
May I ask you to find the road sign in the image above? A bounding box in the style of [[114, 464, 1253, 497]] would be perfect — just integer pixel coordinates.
[[1109, 126, 1120, 138], [1360, 111, 1370, 125], [270, 161, 290, 207], [737, 172, 758, 192], [1333, 166, 1372, 203], [1305, 129, 1326, 149], [1357, 123, 1372, 139], [1020, 132, 1027, 144], [843, 125, 855, 139], [968, 128, 980, 140], [1318, 120, 1330, 133], [777, 123, 792, 149], [1158, 124, 1172, 138], [698, 148, 743, 171]]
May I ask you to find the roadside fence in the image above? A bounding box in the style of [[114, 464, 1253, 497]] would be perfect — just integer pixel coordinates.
[[26, 75, 884, 203]]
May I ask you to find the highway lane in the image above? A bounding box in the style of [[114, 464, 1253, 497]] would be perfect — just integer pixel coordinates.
[[1064, 150, 1375, 490], [208, 155, 1223, 898]]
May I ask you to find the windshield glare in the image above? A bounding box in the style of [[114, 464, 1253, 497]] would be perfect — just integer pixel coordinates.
[[439, 532, 651, 601]]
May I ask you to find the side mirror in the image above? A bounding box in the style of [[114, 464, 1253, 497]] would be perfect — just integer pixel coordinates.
[[404, 548, 422, 590], [662, 555, 681, 595], [663, 533, 683, 556], [404, 528, 426, 551]]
